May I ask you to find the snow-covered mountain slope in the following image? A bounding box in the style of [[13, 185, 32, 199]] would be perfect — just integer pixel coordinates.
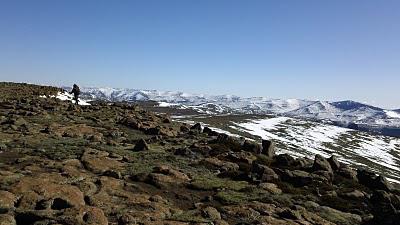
[[385, 110, 400, 119], [179, 115, 400, 183], [68, 86, 315, 114], [285, 101, 341, 119], [233, 117, 400, 183], [65, 86, 400, 129], [331, 100, 382, 111]]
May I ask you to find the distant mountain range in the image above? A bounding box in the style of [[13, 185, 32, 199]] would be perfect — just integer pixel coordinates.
[[63, 86, 400, 135]]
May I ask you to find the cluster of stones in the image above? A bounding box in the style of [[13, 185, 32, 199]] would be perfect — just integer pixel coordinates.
[[1, 83, 400, 225], [171, 123, 400, 225]]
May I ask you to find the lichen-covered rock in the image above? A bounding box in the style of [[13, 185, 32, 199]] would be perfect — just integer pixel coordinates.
[[0, 191, 16, 212], [202, 206, 221, 221], [0, 214, 16, 225], [259, 183, 282, 194], [252, 163, 279, 182]]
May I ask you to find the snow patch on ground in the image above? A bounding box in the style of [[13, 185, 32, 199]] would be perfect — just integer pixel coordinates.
[[230, 116, 400, 182], [206, 126, 243, 138], [385, 110, 400, 118], [158, 102, 179, 107], [358, 138, 400, 173], [181, 120, 243, 138], [234, 117, 290, 133], [232, 117, 348, 157], [55, 92, 91, 105]]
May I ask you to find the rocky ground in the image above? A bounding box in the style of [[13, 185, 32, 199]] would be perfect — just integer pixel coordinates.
[[0, 83, 399, 225]]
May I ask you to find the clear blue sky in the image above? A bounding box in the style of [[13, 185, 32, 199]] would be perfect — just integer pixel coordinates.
[[0, 0, 399, 109]]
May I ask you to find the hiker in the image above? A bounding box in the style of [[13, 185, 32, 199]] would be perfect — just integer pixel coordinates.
[[70, 84, 80, 105]]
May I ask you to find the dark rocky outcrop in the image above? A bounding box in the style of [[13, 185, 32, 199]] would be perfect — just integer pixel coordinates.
[[133, 138, 150, 151], [281, 170, 313, 187], [203, 127, 219, 136], [338, 165, 358, 180], [262, 139, 275, 158], [190, 123, 202, 133], [273, 154, 296, 168], [252, 163, 279, 182], [370, 190, 400, 225], [328, 155, 341, 171], [357, 169, 393, 191], [242, 140, 262, 154], [312, 154, 333, 174]]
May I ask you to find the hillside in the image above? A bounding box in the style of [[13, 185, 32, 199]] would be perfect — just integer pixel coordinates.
[[1, 82, 400, 225], [71, 87, 400, 132], [174, 115, 400, 184]]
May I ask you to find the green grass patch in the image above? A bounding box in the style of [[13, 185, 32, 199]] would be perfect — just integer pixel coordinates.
[[215, 186, 269, 204], [168, 210, 210, 223], [190, 176, 248, 191]]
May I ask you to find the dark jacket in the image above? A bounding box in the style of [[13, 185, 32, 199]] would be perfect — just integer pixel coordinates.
[[71, 84, 80, 96]]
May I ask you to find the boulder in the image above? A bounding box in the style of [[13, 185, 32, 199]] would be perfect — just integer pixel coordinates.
[[199, 158, 239, 173], [203, 127, 219, 136], [174, 147, 197, 158], [316, 206, 362, 225], [144, 126, 161, 135], [313, 170, 333, 183], [357, 169, 392, 191], [202, 206, 221, 221], [0, 191, 16, 213], [190, 123, 202, 132], [180, 125, 190, 133], [242, 140, 262, 154], [119, 117, 141, 129], [80, 207, 108, 225], [370, 190, 399, 225], [0, 214, 16, 225], [337, 166, 358, 180], [273, 154, 296, 168], [162, 117, 171, 123], [216, 133, 232, 143], [340, 190, 365, 200], [294, 157, 314, 170], [133, 139, 150, 151], [252, 163, 279, 182], [357, 169, 377, 184], [0, 143, 7, 151], [11, 176, 85, 211], [312, 154, 333, 174], [147, 165, 191, 188], [153, 165, 190, 180], [224, 151, 257, 165], [262, 139, 275, 158], [327, 155, 341, 171], [81, 149, 123, 174], [278, 209, 302, 220], [373, 176, 393, 191], [259, 183, 282, 194], [281, 170, 313, 187]]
